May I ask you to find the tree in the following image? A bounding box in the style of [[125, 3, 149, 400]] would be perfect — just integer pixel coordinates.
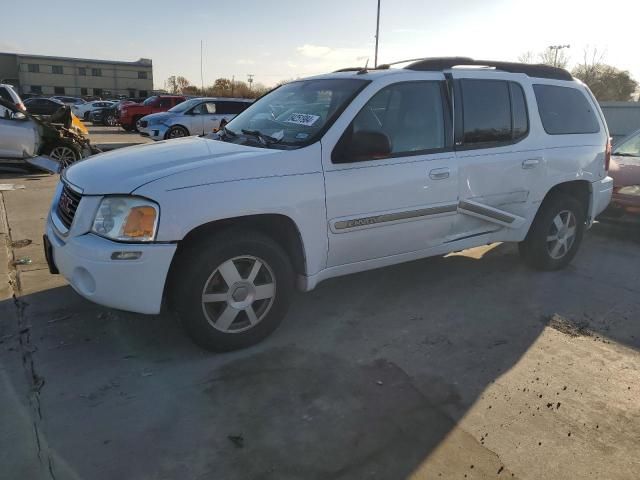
[[164, 75, 192, 94], [518, 47, 569, 68], [573, 64, 638, 101]]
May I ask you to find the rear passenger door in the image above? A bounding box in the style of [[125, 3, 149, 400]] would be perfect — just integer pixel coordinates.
[[450, 72, 544, 240]]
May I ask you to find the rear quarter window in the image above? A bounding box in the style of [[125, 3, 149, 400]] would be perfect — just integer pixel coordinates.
[[0, 88, 12, 102], [533, 84, 600, 135]]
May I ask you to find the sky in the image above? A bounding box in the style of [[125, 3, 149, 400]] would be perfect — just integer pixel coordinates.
[[2, 0, 639, 90]]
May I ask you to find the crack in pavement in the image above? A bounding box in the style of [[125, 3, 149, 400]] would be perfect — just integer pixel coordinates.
[[1, 191, 56, 480]]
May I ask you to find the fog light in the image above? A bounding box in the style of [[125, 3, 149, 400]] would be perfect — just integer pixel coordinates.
[[111, 251, 142, 260]]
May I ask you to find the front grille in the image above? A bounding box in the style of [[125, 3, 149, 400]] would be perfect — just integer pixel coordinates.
[[139, 120, 148, 128], [56, 183, 82, 229]]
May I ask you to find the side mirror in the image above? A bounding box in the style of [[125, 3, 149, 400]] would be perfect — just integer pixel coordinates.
[[342, 130, 392, 162], [11, 111, 27, 121]]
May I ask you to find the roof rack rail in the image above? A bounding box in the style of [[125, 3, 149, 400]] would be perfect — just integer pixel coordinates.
[[333, 64, 390, 73], [403, 57, 572, 81]]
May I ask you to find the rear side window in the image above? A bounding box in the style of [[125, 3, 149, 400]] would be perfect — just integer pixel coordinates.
[[459, 79, 529, 147], [0, 87, 12, 102], [533, 84, 600, 135], [216, 101, 247, 114]]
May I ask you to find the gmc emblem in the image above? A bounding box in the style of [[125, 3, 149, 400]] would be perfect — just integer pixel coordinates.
[[59, 192, 73, 215]]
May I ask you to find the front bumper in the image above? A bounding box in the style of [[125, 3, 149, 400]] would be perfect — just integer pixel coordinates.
[[138, 124, 168, 141], [46, 215, 177, 314]]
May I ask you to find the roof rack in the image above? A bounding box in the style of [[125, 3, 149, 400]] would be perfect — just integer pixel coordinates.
[[403, 57, 572, 81], [333, 65, 390, 74]]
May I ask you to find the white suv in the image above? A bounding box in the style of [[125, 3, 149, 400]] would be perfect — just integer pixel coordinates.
[[44, 57, 613, 351]]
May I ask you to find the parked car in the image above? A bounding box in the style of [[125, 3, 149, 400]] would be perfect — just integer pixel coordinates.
[[138, 97, 253, 140], [51, 96, 86, 107], [0, 84, 25, 112], [44, 57, 613, 351], [91, 99, 138, 126], [72, 100, 117, 120], [0, 98, 96, 169], [119, 95, 186, 131], [602, 128, 640, 218], [24, 97, 65, 116]]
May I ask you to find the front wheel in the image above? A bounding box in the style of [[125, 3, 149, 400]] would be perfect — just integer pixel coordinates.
[[42, 142, 82, 171], [171, 230, 294, 351], [165, 125, 189, 139], [519, 193, 585, 270]]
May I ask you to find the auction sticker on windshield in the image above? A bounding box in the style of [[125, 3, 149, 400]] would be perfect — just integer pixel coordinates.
[[284, 113, 320, 126]]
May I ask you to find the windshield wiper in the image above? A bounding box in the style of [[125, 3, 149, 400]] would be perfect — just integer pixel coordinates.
[[613, 152, 639, 157], [241, 129, 281, 145], [222, 126, 237, 137]]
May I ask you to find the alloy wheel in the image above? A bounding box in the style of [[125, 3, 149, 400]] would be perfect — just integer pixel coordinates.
[[546, 210, 577, 259], [48, 146, 78, 170], [201, 256, 276, 333], [168, 127, 187, 138]]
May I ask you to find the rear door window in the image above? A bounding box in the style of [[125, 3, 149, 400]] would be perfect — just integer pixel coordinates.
[[0, 88, 13, 103], [533, 84, 600, 135], [458, 79, 530, 148]]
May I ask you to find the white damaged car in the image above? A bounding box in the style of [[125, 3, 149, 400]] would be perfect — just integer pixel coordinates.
[[45, 58, 613, 351]]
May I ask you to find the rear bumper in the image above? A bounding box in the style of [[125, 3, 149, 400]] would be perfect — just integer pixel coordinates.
[[590, 176, 614, 225]]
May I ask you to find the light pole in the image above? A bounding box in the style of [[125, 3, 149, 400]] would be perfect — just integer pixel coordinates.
[[548, 44, 570, 67], [374, 0, 381, 68]]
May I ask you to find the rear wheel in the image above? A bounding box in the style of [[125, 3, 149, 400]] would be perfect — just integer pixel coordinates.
[[171, 230, 294, 351], [104, 113, 117, 126], [519, 193, 585, 270]]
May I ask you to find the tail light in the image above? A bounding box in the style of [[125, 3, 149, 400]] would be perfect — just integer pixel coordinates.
[[604, 137, 612, 172]]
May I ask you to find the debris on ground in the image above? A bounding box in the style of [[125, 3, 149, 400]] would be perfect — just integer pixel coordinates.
[[12, 257, 32, 266], [0, 184, 25, 191], [545, 313, 592, 337], [11, 239, 32, 248], [227, 435, 244, 448]]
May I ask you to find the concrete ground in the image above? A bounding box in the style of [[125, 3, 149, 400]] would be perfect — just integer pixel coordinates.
[[0, 171, 639, 480], [87, 124, 152, 151]]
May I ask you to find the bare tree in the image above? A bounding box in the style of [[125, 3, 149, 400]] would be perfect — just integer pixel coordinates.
[[518, 51, 535, 64], [538, 47, 570, 69]]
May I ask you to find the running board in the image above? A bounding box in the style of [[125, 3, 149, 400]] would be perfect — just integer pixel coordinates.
[[458, 199, 525, 229]]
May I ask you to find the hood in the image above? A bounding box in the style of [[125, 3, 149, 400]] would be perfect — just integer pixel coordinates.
[[64, 137, 265, 195], [610, 156, 640, 187], [143, 112, 172, 124]]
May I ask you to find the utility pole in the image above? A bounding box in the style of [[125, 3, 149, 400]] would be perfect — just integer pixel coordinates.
[[374, 0, 381, 68], [247, 74, 254, 91], [200, 40, 204, 93], [548, 44, 570, 67]]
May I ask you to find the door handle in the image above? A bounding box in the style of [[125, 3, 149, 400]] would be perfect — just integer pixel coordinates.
[[429, 168, 450, 180], [522, 158, 541, 169]]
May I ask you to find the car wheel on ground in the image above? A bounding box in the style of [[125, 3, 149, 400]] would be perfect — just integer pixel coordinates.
[[171, 229, 294, 352], [121, 124, 133, 131], [83, 112, 90, 120], [104, 113, 117, 127], [42, 141, 82, 171], [132, 116, 143, 132], [519, 193, 585, 270], [166, 125, 189, 139]]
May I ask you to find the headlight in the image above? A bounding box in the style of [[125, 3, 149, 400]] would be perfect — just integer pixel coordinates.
[[91, 196, 159, 242], [617, 185, 640, 196]]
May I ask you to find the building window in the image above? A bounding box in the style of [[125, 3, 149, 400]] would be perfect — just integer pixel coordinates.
[[92, 68, 102, 77], [93, 88, 103, 97], [28, 64, 40, 73], [78, 67, 86, 76], [138, 71, 148, 79], [52, 65, 63, 74], [54, 87, 65, 95], [139, 90, 148, 98], [31, 86, 42, 94], [81, 87, 88, 96]]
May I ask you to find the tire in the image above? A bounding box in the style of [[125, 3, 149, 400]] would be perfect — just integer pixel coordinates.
[[171, 229, 294, 351], [83, 111, 90, 120], [165, 125, 189, 139], [121, 124, 133, 131], [42, 141, 82, 171], [104, 113, 117, 127], [132, 116, 143, 132], [519, 193, 585, 270]]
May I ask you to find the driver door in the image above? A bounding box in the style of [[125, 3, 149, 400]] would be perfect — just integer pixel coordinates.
[[322, 77, 458, 267]]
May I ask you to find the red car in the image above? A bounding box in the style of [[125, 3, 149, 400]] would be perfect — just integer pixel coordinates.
[[604, 128, 640, 218], [119, 95, 186, 132]]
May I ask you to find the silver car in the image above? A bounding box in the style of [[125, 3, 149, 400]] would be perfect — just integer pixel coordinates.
[[137, 97, 253, 140]]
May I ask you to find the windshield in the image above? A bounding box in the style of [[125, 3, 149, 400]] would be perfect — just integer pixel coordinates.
[[223, 78, 369, 148], [169, 98, 202, 113], [143, 96, 158, 106]]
